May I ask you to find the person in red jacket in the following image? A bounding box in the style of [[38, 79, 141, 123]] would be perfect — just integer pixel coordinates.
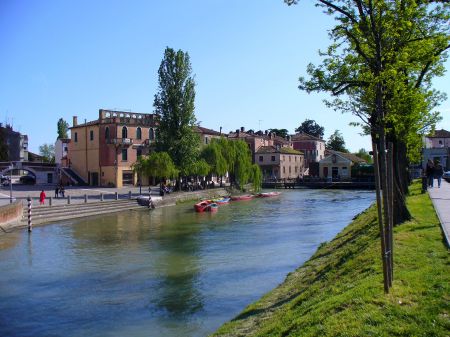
[[39, 190, 46, 205]]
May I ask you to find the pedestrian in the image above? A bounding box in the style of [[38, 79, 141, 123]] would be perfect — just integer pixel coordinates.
[[426, 159, 435, 188], [54, 186, 59, 198], [39, 190, 46, 205], [435, 160, 444, 188], [60, 185, 65, 198]]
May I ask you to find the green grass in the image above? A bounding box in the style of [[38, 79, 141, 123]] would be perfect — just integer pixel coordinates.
[[211, 182, 449, 337]]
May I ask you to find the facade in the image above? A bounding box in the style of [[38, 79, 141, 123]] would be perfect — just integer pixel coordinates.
[[195, 126, 223, 146], [422, 129, 450, 170], [69, 109, 158, 187], [55, 138, 70, 167], [291, 132, 326, 164], [0, 124, 29, 161], [319, 150, 366, 180], [255, 146, 304, 180]]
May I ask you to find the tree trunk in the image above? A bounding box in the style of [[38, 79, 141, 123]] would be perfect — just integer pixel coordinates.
[[391, 137, 412, 225]]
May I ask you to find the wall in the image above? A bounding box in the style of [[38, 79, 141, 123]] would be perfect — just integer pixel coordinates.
[[0, 201, 22, 229]]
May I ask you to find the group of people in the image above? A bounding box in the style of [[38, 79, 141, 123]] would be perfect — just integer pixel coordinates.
[[425, 159, 445, 188], [54, 185, 65, 198]]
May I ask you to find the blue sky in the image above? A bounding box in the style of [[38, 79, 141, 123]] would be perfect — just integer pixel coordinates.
[[1, 0, 449, 154]]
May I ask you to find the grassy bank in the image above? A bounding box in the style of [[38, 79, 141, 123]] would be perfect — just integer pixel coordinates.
[[212, 182, 449, 337]]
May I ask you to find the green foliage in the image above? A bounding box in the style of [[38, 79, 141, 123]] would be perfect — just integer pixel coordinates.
[[212, 181, 449, 336], [295, 119, 325, 139], [38, 143, 55, 163], [154, 47, 200, 175], [354, 148, 372, 164], [326, 130, 349, 153], [57, 118, 69, 139], [0, 127, 8, 161], [189, 159, 210, 177], [351, 163, 374, 177], [200, 140, 227, 177], [140, 151, 178, 180], [232, 140, 253, 190], [250, 164, 263, 192], [268, 128, 289, 138]]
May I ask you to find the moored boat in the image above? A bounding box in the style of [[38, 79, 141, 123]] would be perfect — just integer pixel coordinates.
[[212, 197, 231, 204], [230, 195, 254, 201], [194, 200, 211, 212], [256, 191, 281, 198], [208, 203, 219, 212]]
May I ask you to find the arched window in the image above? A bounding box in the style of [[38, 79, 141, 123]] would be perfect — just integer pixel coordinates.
[[136, 127, 142, 140], [105, 127, 110, 141], [149, 128, 154, 140], [122, 126, 128, 139]]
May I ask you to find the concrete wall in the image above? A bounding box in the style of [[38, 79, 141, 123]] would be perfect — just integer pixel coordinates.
[[0, 201, 22, 229]]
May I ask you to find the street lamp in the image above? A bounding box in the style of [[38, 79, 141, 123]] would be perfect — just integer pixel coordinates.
[[9, 163, 13, 203]]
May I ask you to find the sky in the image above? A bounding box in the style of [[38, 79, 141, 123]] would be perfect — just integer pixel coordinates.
[[1, 0, 449, 154]]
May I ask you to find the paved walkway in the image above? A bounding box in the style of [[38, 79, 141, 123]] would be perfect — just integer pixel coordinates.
[[428, 179, 450, 248]]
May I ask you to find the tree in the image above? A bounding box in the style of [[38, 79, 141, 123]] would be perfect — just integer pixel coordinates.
[[154, 47, 200, 176], [145, 152, 179, 182], [326, 130, 348, 153], [39, 143, 55, 163], [354, 148, 372, 164], [295, 119, 325, 139], [57, 118, 69, 139], [200, 140, 228, 182], [0, 127, 8, 161], [269, 128, 289, 138]]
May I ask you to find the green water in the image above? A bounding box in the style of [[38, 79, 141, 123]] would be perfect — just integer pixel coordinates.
[[0, 189, 374, 337]]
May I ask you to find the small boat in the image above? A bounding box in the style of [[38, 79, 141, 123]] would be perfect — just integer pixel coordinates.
[[208, 203, 219, 212], [230, 195, 254, 201], [212, 197, 231, 204], [194, 200, 211, 212], [256, 192, 281, 198]]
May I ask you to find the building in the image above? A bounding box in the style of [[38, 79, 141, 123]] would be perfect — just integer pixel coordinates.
[[69, 109, 158, 187], [319, 150, 366, 180], [55, 138, 70, 167], [195, 126, 223, 146], [255, 146, 304, 180], [0, 124, 29, 161], [291, 132, 326, 176], [422, 129, 450, 170]]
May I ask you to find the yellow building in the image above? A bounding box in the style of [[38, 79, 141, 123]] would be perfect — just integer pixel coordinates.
[[68, 109, 158, 187]]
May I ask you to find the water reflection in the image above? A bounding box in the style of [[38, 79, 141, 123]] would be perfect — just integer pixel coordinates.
[[0, 189, 374, 337]]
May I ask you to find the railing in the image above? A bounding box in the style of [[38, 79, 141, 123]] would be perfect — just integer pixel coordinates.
[[107, 138, 133, 146]]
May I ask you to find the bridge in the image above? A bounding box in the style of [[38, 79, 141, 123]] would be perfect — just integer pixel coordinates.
[[0, 161, 57, 185]]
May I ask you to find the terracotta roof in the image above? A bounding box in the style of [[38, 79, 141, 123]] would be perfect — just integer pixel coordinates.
[[428, 129, 450, 138], [256, 146, 303, 155], [291, 132, 325, 142], [325, 150, 366, 163], [194, 126, 222, 136]]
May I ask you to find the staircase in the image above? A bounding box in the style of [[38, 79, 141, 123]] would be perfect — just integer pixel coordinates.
[[22, 199, 145, 226], [61, 167, 87, 186]]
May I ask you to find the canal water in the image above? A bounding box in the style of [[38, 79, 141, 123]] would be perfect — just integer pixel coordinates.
[[0, 189, 374, 337]]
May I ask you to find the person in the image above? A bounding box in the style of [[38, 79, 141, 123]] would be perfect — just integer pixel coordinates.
[[54, 186, 59, 198], [426, 159, 435, 188], [60, 185, 65, 198], [435, 161, 444, 188], [39, 190, 46, 205]]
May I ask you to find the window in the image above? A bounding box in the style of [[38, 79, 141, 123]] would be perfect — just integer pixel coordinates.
[[105, 127, 110, 141], [137, 148, 142, 158], [90, 130, 94, 141], [271, 156, 276, 162], [122, 148, 128, 161], [283, 167, 286, 174], [149, 128, 155, 140], [122, 126, 128, 139], [289, 166, 291, 173], [64, 146, 68, 152], [205, 137, 209, 144], [259, 156, 263, 162], [74, 132, 78, 142], [289, 156, 291, 162], [439, 140, 443, 145], [136, 127, 142, 140]]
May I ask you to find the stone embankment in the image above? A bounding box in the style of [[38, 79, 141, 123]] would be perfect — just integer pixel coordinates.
[[0, 188, 228, 233], [0, 201, 23, 233]]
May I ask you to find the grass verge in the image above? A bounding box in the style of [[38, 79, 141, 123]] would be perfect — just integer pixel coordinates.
[[211, 182, 449, 337]]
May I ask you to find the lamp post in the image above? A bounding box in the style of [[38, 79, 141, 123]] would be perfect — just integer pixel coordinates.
[[9, 163, 13, 203]]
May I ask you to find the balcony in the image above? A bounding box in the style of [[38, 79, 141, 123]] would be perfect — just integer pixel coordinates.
[[107, 138, 133, 146]]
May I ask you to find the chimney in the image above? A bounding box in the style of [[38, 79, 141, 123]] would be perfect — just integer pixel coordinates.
[[219, 126, 222, 135], [265, 130, 268, 135], [240, 126, 245, 133], [73, 116, 78, 127]]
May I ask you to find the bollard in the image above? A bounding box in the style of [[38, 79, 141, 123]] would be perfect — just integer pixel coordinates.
[[49, 197, 52, 207], [115, 192, 119, 200], [84, 194, 88, 203], [27, 197, 32, 232], [68, 195, 71, 204], [128, 191, 132, 199], [100, 193, 104, 201]]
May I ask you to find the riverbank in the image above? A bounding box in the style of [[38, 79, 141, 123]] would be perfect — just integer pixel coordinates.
[[212, 182, 449, 336]]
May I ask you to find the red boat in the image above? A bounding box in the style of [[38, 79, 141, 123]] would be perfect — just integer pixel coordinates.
[[256, 192, 281, 198], [230, 195, 254, 201], [194, 200, 211, 212], [208, 203, 219, 212]]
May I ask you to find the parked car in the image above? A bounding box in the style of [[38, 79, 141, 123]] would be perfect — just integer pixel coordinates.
[[0, 175, 10, 186], [19, 175, 36, 185], [443, 171, 450, 182]]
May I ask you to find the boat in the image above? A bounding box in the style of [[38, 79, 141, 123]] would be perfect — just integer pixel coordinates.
[[212, 197, 231, 204], [256, 191, 281, 198], [230, 195, 254, 201], [208, 203, 219, 212], [194, 200, 211, 212]]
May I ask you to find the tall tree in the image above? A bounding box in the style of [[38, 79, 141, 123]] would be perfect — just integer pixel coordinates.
[[354, 148, 372, 164], [269, 128, 289, 138], [154, 47, 200, 176], [39, 143, 55, 163], [295, 119, 325, 139], [57, 118, 69, 139], [326, 130, 349, 153], [0, 127, 8, 161]]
